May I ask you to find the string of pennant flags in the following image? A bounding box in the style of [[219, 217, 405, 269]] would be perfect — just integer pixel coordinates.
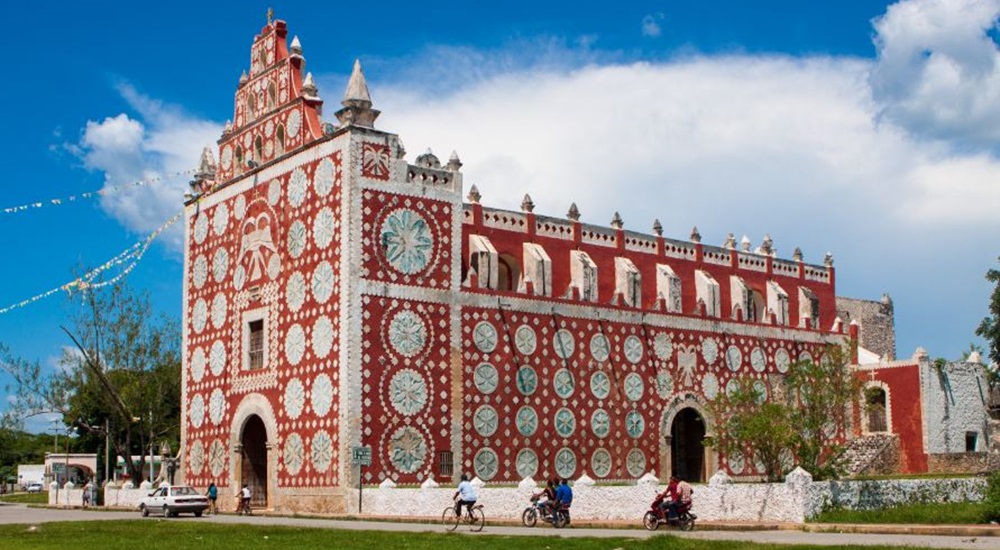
[[1, 169, 195, 215], [0, 209, 185, 315]]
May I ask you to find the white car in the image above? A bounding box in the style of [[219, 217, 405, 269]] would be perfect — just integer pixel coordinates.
[[139, 485, 209, 517], [25, 482, 44, 493]]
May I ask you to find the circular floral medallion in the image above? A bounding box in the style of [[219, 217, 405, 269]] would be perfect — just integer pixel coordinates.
[[287, 110, 301, 137], [474, 448, 499, 481], [313, 207, 335, 249], [266, 254, 281, 279], [626, 448, 646, 478], [625, 411, 645, 438], [287, 220, 307, 259], [311, 261, 335, 304], [554, 407, 576, 437], [775, 348, 791, 373], [656, 372, 674, 398], [286, 271, 306, 313], [624, 372, 644, 401], [516, 449, 538, 479], [590, 371, 611, 400], [728, 450, 746, 475], [516, 366, 537, 396], [268, 179, 282, 206], [703, 373, 719, 399], [473, 321, 498, 354], [702, 337, 719, 364], [799, 351, 814, 364], [514, 325, 537, 356], [209, 388, 225, 425], [233, 265, 246, 291], [190, 347, 206, 383], [590, 334, 611, 362], [753, 379, 768, 403], [283, 432, 304, 476], [189, 394, 205, 428], [591, 409, 611, 438], [211, 293, 227, 329], [553, 368, 575, 399], [288, 168, 308, 209], [555, 448, 577, 479], [516, 406, 538, 436], [473, 363, 498, 394], [474, 405, 499, 437], [220, 145, 233, 170], [726, 378, 740, 397], [311, 431, 333, 473], [311, 373, 334, 418], [194, 214, 209, 244], [654, 333, 674, 361], [284, 377, 305, 419], [212, 247, 229, 283], [315, 158, 336, 197], [285, 323, 306, 365], [750, 347, 767, 372], [388, 369, 428, 416], [192, 299, 207, 333], [212, 203, 229, 237], [234, 195, 247, 220], [311, 315, 333, 359], [381, 208, 433, 275], [553, 329, 575, 359], [209, 340, 226, 377], [624, 335, 644, 364], [725, 345, 743, 372], [388, 310, 426, 358], [189, 440, 205, 475], [209, 439, 226, 477], [192, 255, 208, 289], [591, 448, 612, 478]]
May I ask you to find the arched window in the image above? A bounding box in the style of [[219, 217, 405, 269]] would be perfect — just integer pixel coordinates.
[[247, 93, 257, 122], [268, 82, 277, 110], [275, 125, 285, 156], [254, 136, 263, 163], [498, 254, 520, 292], [235, 146, 244, 172], [865, 386, 888, 433]]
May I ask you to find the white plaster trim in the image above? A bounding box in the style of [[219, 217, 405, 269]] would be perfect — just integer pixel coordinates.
[[862, 380, 892, 434]]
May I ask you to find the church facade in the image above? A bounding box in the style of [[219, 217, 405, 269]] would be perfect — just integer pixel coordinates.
[[180, 18, 982, 513]]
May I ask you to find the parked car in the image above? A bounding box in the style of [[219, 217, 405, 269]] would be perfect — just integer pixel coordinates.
[[139, 485, 209, 517], [25, 482, 44, 493]]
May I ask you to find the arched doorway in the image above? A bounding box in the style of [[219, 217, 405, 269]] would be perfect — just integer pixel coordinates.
[[866, 387, 888, 433], [240, 415, 268, 508], [671, 408, 706, 482]]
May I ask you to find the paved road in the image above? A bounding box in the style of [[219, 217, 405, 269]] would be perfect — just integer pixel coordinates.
[[2, 503, 999, 549]]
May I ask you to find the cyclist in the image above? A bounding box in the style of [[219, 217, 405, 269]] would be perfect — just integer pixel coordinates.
[[240, 484, 252, 514], [453, 474, 478, 519]]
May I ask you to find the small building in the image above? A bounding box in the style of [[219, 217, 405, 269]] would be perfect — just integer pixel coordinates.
[[43, 453, 97, 485], [16, 464, 44, 489]]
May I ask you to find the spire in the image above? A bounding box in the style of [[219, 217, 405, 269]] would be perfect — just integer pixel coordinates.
[[740, 235, 751, 252], [290, 36, 302, 55], [301, 72, 319, 99], [335, 59, 380, 127], [447, 150, 463, 172], [723, 233, 736, 250], [567, 203, 581, 221], [521, 194, 535, 213], [611, 212, 624, 229], [690, 226, 701, 243], [793, 247, 803, 262], [196, 146, 217, 179], [467, 184, 481, 203], [652, 219, 662, 236]]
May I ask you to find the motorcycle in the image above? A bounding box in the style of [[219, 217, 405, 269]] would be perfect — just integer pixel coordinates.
[[521, 495, 568, 528], [643, 494, 695, 531]]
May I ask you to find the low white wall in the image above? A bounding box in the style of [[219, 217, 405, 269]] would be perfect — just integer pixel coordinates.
[[103, 481, 161, 510], [807, 477, 986, 518]]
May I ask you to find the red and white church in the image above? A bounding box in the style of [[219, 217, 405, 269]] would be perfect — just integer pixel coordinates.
[[179, 17, 991, 512]]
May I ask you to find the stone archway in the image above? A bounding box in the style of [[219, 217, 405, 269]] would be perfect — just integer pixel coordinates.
[[660, 395, 715, 483], [230, 393, 278, 510]]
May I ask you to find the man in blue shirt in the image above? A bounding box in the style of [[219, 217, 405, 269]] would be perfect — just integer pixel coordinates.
[[555, 478, 573, 524], [453, 473, 478, 518]]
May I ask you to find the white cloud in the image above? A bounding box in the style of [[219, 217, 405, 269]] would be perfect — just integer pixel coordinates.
[[871, 0, 1000, 148], [73, 84, 222, 250], [642, 13, 664, 38]]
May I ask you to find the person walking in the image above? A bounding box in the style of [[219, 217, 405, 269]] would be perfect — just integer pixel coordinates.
[[207, 482, 218, 515]]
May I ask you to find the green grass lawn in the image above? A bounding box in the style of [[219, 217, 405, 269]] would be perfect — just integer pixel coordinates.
[[812, 501, 988, 524], [0, 521, 916, 550], [0, 493, 48, 505]]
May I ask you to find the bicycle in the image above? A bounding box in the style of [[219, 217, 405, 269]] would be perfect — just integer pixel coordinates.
[[441, 503, 485, 532]]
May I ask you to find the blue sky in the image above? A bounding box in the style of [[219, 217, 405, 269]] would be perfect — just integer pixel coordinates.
[[2, 0, 999, 432]]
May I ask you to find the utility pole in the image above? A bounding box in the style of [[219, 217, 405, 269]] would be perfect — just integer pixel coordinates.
[[104, 418, 110, 485]]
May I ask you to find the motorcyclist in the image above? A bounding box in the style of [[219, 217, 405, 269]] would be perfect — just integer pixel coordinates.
[[661, 476, 693, 520], [554, 478, 573, 524], [531, 479, 557, 518]]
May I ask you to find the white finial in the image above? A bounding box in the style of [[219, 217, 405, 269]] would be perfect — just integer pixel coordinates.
[[521, 194, 535, 213], [611, 211, 624, 229], [467, 184, 481, 203], [290, 36, 302, 54]]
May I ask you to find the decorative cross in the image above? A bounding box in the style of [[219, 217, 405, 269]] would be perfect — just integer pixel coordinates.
[[267, 8, 274, 24]]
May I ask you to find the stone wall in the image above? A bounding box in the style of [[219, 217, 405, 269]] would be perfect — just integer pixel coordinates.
[[926, 452, 999, 474], [807, 477, 985, 517], [836, 295, 895, 360], [923, 360, 991, 454]]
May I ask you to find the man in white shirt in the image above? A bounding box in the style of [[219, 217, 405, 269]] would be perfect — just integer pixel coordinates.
[[240, 484, 252, 513], [453, 474, 478, 518]]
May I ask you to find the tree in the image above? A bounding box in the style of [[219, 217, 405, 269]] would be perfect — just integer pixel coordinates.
[[1, 281, 180, 486], [709, 343, 862, 481], [977, 257, 1000, 368]]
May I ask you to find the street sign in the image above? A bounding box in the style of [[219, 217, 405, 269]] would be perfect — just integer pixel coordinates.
[[52, 463, 65, 473], [351, 446, 372, 466]]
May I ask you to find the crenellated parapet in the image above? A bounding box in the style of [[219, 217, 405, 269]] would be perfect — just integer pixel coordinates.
[[461, 199, 838, 332]]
